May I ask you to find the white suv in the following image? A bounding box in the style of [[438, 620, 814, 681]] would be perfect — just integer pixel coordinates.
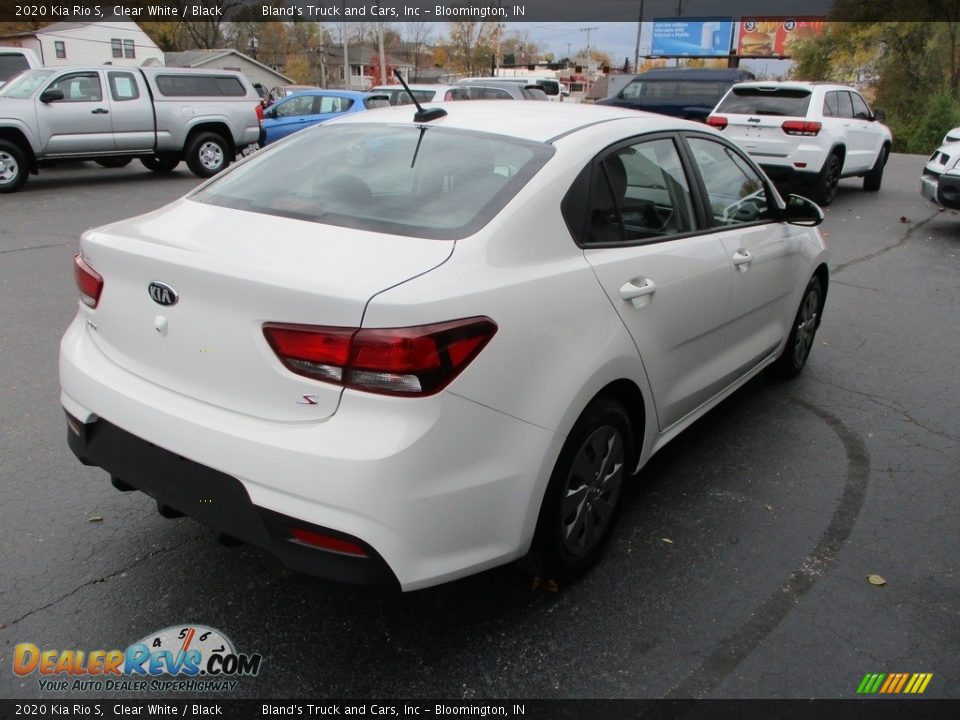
[[708, 82, 892, 206]]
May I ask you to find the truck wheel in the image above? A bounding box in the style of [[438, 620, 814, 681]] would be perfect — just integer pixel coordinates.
[[863, 147, 888, 192], [141, 154, 180, 174], [0, 140, 28, 193], [95, 157, 133, 168], [185, 132, 230, 178]]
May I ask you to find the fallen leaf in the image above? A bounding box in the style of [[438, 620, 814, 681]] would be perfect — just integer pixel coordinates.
[[868, 574, 886, 586], [765, 504, 773, 512], [88, 516, 103, 523], [531, 576, 559, 592], [899, 216, 911, 223], [661, 538, 674, 544]]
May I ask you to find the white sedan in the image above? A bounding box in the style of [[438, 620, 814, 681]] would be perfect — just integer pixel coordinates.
[[60, 102, 829, 590]]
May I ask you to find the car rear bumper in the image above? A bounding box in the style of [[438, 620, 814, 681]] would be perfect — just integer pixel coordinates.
[[920, 171, 960, 209], [60, 314, 563, 590]]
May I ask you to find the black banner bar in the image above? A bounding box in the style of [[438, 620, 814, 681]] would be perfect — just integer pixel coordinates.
[[1, 0, 841, 24], [3, 700, 960, 720]]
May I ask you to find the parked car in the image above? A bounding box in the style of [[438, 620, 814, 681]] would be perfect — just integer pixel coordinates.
[[261, 90, 389, 145], [0, 66, 260, 192], [61, 102, 828, 591], [454, 78, 549, 100], [460, 76, 565, 101], [921, 136, 960, 210], [706, 81, 892, 206], [596, 67, 756, 121], [369, 84, 461, 105], [0, 46, 40, 89]]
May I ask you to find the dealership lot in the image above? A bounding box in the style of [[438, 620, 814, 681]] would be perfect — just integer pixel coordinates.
[[0, 154, 957, 698]]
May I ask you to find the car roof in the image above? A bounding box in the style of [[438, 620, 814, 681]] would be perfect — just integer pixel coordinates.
[[371, 84, 456, 91], [730, 81, 856, 92], [635, 68, 755, 81], [283, 89, 369, 99], [326, 100, 707, 143]]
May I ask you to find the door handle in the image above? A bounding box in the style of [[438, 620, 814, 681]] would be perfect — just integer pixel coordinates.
[[619, 277, 656, 301], [732, 249, 752, 272], [91, 108, 109, 114]]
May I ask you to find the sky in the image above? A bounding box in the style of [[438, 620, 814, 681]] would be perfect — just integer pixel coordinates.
[[510, 21, 793, 77]]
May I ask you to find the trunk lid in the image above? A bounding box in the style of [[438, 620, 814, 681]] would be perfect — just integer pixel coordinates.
[[713, 86, 814, 161], [80, 199, 453, 421]]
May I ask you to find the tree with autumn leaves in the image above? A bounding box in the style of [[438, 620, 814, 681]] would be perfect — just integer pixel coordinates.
[[790, 0, 960, 152]]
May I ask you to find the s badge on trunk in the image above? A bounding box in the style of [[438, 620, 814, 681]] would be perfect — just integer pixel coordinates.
[[148, 281, 178, 306]]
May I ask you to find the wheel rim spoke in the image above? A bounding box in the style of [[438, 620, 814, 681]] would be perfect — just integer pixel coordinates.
[[560, 424, 625, 558]]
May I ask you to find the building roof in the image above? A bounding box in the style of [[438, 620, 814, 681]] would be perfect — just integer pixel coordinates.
[[164, 49, 294, 84]]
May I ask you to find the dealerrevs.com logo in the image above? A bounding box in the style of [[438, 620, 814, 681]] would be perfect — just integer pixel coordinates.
[[13, 625, 262, 693]]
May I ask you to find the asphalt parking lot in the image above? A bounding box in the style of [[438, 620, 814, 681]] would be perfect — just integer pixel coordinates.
[[0, 154, 957, 700]]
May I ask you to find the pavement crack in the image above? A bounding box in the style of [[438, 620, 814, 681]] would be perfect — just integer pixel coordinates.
[[832, 212, 936, 275], [808, 373, 960, 444], [2, 537, 197, 629]]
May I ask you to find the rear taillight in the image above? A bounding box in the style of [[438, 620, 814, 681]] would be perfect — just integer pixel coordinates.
[[706, 115, 728, 130], [781, 120, 822, 136], [73, 253, 103, 308], [263, 317, 497, 397]]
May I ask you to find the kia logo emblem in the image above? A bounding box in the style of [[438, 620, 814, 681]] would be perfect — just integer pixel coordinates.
[[148, 281, 179, 306]]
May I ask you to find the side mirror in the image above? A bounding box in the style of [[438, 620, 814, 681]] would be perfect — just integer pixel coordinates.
[[873, 108, 886, 123], [785, 194, 824, 227], [40, 88, 64, 103]]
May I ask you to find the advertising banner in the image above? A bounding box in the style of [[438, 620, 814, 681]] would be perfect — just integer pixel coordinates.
[[737, 18, 827, 57], [651, 18, 736, 57]]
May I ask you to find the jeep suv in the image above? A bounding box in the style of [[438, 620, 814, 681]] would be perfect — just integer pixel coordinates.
[[707, 82, 892, 206]]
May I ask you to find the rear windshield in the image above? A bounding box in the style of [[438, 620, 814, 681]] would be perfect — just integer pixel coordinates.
[[716, 87, 812, 116], [0, 53, 30, 83], [191, 123, 555, 240]]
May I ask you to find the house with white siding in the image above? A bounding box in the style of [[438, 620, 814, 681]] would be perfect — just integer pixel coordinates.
[[0, 20, 163, 67]]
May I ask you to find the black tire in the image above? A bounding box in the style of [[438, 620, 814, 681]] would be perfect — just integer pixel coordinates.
[[185, 131, 230, 178], [863, 146, 888, 192], [524, 396, 634, 584], [140, 154, 180, 174], [774, 276, 823, 379], [811, 153, 842, 206], [95, 157, 133, 168], [0, 139, 29, 193]]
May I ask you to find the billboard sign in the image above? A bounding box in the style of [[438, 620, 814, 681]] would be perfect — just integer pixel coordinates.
[[651, 18, 735, 57], [737, 18, 827, 57]]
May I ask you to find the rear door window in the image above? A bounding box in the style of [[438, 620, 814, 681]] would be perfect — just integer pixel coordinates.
[[823, 91, 839, 117], [716, 87, 812, 117], [837, 91, 854, 118]]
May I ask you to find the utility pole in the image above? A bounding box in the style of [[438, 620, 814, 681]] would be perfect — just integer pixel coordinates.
[[341, 0, 348, 89], [377, 21, 386, 86], [633, 0, 645, 75], [580, 26, 599, 92]]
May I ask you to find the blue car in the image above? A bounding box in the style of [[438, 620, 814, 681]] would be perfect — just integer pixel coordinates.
[[261, 90, 390, 145]]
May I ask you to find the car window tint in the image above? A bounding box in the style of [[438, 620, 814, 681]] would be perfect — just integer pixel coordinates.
[[823, 91, 839, 117], [850, 92, 871, 119], [585, 137, 696, 245], [482, 87, 512, 100], [318, 95, 353, 113], [275, 96, 314, 118], [716, 87, 812, 116], [687, 137, 773, 227], [0, 53, 30, 84], [49, 72, 102, 102], [192, 124, 554, 240], [621, 81, 643, 99], [837, 91, 854, 118]]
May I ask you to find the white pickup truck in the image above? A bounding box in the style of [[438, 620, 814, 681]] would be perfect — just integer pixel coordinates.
[[0, 65, 261, 192]]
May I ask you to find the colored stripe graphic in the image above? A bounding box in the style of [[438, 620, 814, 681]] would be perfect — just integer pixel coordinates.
[[856, 673, 932, 694]]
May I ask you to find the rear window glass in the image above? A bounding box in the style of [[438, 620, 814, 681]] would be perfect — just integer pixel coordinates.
[[156, 74, 246, 97], [191, 124, 555, 240], [716, 87, 812, 116], [0, 53, 30, 83]]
